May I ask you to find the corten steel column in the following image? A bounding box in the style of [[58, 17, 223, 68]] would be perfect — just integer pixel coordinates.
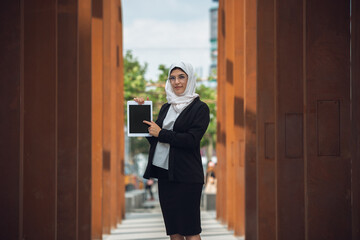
[[117, 0, 126, 222], [351, 0, 360, 239], [276, 0, 305, 239], [78, 0, 92, 239], [57, 0, 79, 238], [92, 0, 104, 238], [224, 0, 236, 230], [102, 0, 112, 234], [306, 0, 352, 239], [256, 0, 276, 239], [0, 1, 21, 239], [233, 0, 245, 236], [216, 0, 227, 224], [244, 0, 257, 239], [110, 0, 120, 229], [22, 1, 57, 239]]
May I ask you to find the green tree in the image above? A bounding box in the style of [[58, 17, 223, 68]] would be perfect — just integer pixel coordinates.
[[123, 50, 149, 166]]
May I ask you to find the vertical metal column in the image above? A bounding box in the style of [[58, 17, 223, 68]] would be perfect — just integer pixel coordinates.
[[305, 0, 351, 239], [116, 0, 126, 223], [244, 0, 257, 239], [216, 0, 227, 224], [22, 1, 57, 239], [257, 0, 276, 239], [351, 1, 360, 239], [0, 1, 21, 239], [57, 0, 79, 238], [224, 0, 236, 230], [78, 0, 92, 239], [102, 0, 112, 234], [233, 0, 245, 236], [91, 0, 104, 238], [276, 0, 305, 239]]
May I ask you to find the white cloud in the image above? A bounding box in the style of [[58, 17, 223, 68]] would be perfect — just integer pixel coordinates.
[[124, 18, 210, 80], [122, 0, 216, 81], [124, 19, 210, 48]]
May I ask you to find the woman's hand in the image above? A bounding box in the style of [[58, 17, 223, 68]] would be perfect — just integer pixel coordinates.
[[143, 120, 161, 137], [133, 97, 149, 104]]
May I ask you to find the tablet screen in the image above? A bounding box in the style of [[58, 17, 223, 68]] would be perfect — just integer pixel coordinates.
[[127, 101, 153, 137]]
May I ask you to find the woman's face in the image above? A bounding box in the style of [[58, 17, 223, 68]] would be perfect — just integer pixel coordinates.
[[169, 68, 188, 95]]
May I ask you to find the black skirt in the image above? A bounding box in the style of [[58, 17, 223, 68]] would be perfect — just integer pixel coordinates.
[[153, 165, 203, 236]]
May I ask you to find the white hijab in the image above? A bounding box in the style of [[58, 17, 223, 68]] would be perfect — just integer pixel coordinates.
[[165, 62, 199, 113]]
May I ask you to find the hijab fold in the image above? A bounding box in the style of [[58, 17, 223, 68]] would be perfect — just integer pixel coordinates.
[[165, 62, 199, 113]]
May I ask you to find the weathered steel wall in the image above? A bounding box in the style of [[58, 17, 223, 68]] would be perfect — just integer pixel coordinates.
[[0, 0, 125, 239], [217, 0, 358, 239]]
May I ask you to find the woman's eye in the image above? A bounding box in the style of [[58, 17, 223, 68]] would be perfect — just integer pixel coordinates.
[[169, 77, 175, 81], [179, 75, 185, 79]]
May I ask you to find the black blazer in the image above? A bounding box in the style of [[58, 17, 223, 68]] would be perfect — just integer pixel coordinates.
[[143, 97, 210, 183]]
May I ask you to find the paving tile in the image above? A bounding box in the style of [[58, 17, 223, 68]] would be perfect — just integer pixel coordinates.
[[104, 199, 243, 240]]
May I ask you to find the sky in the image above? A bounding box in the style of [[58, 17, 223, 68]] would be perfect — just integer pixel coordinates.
[[122, 0, 218, 81]]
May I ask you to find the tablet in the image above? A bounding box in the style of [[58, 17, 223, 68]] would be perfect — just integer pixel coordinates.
[[127, 101, 153, 137]]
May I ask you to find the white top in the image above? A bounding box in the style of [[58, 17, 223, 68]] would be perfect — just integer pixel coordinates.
[[152, 105, 180, 169]]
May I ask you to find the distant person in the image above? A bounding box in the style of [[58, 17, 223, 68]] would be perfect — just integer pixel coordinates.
[[145, 178, 154, 200], [204, 161, 216, 193], [134, 62, 210, 240]]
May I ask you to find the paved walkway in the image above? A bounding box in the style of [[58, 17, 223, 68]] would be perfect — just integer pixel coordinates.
[[105, 192, 243, 240]]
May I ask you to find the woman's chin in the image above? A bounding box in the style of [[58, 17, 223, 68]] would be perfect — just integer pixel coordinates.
[[174, 90, 185, 95]]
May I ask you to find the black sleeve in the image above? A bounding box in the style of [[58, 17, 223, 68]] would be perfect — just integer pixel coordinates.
[[157, 104, 210, 149], [145, 103, 168, 145]]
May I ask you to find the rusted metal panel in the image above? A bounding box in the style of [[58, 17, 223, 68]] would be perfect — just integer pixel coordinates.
[[224, 0, 236, 230], [306, 0, 351, 239], [22, 1, 57, 239], [102, 0, 112, 234], [351, 0, 360, 239], [276, 0, 305, 239], [116, 0, 126, 223], [57, 0, 78, 239], [78, 0, 92, 239], [285, 114, 303, 159], [244, 0, 257, 239], [265, 123, 275, 160], [110, 0, 119, 229], [91, 0, 104, 237], [316, 100, 340, 156], [233, 0, 245, 236], [0, 1, 21, 239], [257, 0, 276, 238], [216, 0, 227, 224]]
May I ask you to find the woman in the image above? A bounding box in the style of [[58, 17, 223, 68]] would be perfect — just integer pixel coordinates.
[[134, 62, 210, 240]]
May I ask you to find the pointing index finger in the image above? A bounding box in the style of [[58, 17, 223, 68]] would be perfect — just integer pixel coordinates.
[[143, 120, 151, 126]]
